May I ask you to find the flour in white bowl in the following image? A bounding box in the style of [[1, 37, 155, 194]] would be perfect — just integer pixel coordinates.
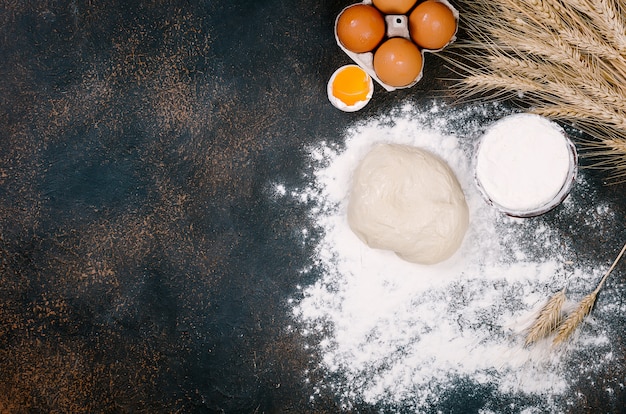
[[475, 113, 576, 216]]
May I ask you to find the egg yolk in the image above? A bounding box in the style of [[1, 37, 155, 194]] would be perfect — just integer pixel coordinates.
[[372, 0, 417, 14], [336, 4, 386, 53], [409, 1, 457, 50], [332, 66, 372, 106], [373, 37, 423, 87]]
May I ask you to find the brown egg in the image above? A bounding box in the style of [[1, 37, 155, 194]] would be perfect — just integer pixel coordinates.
[[336, 4, 386, 53], [373, 37, 423, 87], [372, 0, 417, 14], [409, 0, 457, 50]]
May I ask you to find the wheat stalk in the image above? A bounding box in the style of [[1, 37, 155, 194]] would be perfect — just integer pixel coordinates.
[[552, 241, 626, 346], [522, 241, 626, 347], [445, 0, 626, 180], [525, 288, 566, 346], [582, 133, 626, 179], [552, 291, 598, 346], [570, 0, 626, 53]]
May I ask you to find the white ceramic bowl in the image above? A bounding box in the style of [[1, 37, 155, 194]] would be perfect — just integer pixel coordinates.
[[474, 113, 578, 218]]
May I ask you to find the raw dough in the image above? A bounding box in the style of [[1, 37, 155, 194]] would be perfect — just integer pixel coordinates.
[[347, 143, 469, 265]]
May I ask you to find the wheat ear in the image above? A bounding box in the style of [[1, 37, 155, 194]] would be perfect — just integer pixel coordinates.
[[525, 288, 566, 346], [553, 241, 626, 346]]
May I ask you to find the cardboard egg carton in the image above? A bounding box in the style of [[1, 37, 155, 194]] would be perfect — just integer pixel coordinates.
[[334, 0, 459, 91]]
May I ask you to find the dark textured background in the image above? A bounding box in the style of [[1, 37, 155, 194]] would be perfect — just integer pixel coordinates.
[[1, 1, 625, 413]]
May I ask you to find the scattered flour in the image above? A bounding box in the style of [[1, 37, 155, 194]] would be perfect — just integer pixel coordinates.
[[280, 102, 619, 412]]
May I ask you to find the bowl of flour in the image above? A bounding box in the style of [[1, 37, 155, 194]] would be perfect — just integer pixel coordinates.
[[474, 113, 578, 217]]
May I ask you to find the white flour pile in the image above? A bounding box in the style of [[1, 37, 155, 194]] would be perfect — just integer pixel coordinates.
[[475, 113, 575, 216], [280, 102, 622, 412]]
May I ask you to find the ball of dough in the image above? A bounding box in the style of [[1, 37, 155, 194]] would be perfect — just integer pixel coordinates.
[[347, 143, 469, 265]]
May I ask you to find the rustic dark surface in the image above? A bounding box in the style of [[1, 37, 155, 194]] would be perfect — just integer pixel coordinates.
[[1, 1, 625, 413]]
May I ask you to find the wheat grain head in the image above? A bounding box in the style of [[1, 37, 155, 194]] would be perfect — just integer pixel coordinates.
[[552, 291, 598, 346], [525, 288, 566, 346]]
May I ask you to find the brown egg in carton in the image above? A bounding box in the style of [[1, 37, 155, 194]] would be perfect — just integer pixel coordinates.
[[334, 0, 459, 92]]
